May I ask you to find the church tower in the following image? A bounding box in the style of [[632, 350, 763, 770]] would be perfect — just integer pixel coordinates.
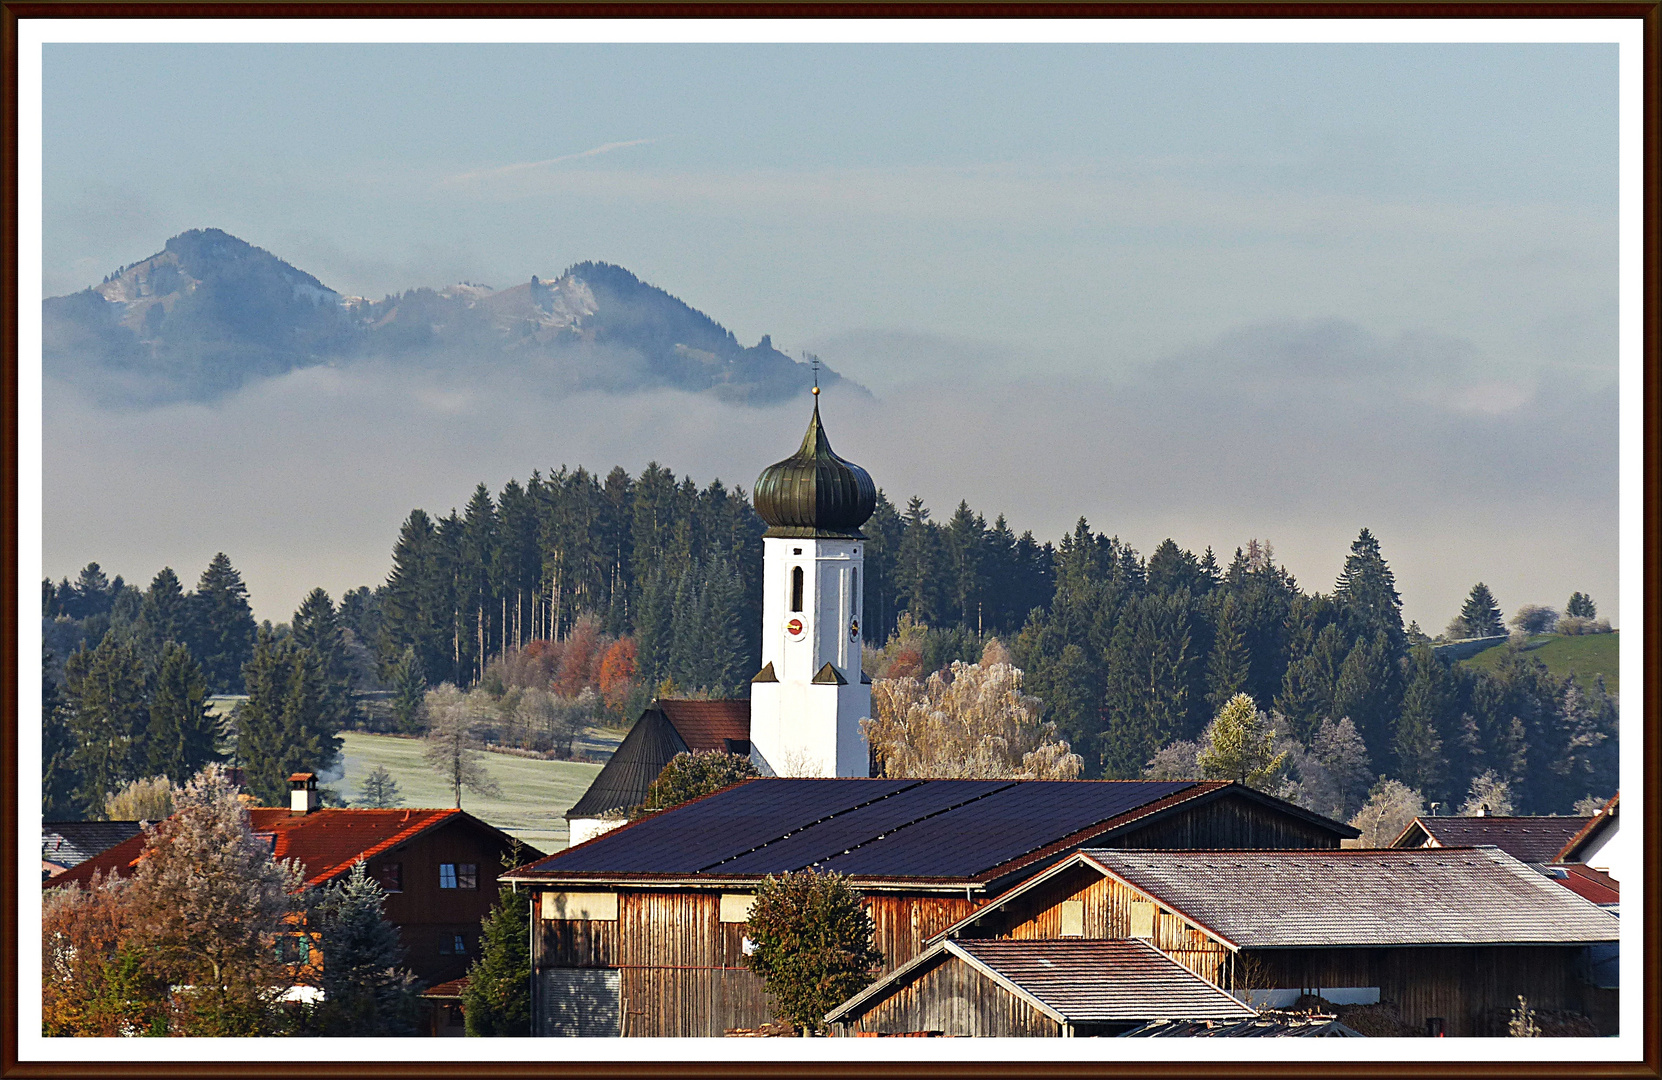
[[748, 387, 876, 777]]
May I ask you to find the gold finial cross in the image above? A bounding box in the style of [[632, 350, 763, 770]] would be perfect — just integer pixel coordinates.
[[810, 355, 820, 396]]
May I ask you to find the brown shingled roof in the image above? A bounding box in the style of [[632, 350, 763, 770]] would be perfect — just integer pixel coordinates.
[[658, 699, 750, 752]]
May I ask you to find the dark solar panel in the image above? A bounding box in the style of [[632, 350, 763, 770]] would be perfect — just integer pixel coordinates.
[[709, 779, 1014, 875], [819, 780, 1196, 878], [530, 778, 918, 875]]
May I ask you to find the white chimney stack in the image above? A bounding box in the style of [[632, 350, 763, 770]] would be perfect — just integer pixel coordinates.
[[289, 772, 319, 814]]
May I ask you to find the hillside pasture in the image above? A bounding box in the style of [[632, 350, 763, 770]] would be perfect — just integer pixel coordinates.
[[1462, 632, 1619, 695]]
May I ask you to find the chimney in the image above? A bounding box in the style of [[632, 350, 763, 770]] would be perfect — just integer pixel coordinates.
[[289, 772, 320, 814], [1477, 804, 1489, 817]]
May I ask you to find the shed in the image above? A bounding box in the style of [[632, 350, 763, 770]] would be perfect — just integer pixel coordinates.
[[504, 776, 1357, 1036], [565, 699, 750, 846], [927, 845, 1620, 1036], [826, 938, 1256, 1037]]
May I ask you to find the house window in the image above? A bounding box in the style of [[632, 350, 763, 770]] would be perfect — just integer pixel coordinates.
[[438, 932, 468, 955], [791, 567, 804, 612], [457, 863, 477, 889], [379, 863, 402, 893], [439, 863, 457, 889], [275, 934, 310, 963]]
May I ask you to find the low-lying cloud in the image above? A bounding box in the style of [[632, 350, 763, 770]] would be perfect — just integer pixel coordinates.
[[40, 318, 1618, 635]]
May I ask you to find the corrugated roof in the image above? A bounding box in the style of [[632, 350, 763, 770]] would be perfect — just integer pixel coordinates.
[[565, 699, 750, 821], [1081, 847, 1620, 948], [47, 808, 536, 891], [1395, 816, 1591, 864], [41, 821, 146, 869], [518, 778, 1207, 885], [952, 939, 1256, 1022]]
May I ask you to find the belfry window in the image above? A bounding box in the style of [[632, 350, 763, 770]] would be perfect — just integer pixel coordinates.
[[850, 568, 859, 611], [791, 567, 804, 612]]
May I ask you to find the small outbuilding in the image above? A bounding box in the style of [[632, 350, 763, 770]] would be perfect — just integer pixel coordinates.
[[826, 938, 1256, 1037]]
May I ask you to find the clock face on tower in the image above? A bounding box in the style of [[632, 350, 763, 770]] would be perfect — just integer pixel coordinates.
[[786, 618, 805, 639]]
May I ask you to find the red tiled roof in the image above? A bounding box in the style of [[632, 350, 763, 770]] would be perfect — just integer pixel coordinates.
[[1553, 863, 1619, 906], [46, 807, 468, 891], [421, 976, 470, 999], [659, 699, 750, 752]]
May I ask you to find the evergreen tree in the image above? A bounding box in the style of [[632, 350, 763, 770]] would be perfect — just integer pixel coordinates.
[[236, 628, 343, 806], [743, 870, 884, 1035], [187, 554, 257, 693], [463, 888, 532, 1036], [893, 498, 945, 627], [378, 509, 452, 686], [1564, 592, 1597, 619], [389, 646, 426, 734], [1195, 693, 1287, 790], [311, 862, 419, 1036], [1457, 583, 1505, 639], [1204, 595, 1251, 712], [145, 643, 222, 785], [355, 765, 403, 808], [1394, 644, 1449, 800], [1332, 630, 1401, 758], [62, 635, 151, 814], [1099, 591, 1199, 778], [1275, 620, 1348, 741], [139, 568, 190, 647], [43, 651, 81, 818], [1333, 528, 1404, 650], [292, 588, 357, 733]]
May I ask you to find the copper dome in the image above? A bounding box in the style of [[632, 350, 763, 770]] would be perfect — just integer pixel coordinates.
[[753, 401, 876, 538]]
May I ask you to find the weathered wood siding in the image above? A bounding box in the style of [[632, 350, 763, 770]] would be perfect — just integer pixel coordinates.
[[832, 952, 1059, 1037], [1250, 946, 1608, 1037], [865, 895, 980, 970], [987, 871, 1230, 987], [1111, 791, 1341, 850]]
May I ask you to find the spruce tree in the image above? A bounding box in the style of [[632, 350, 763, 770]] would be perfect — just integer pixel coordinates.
[[139, 568, 190, 650], [43, 652, 81, 817], [1458, 583, 1505, 639], [1204, 596, 1251, 712], [1099, 591, 1198, 778], [462, 888, 532, 1036], [145, 643, 222, 784], [1565, 592, 1597, 619], [1393, 645, 1448, 800], [62, 635, 151, 814], [355, 765, 403, 808], [311, 862, 418, 1036], [292, 588, 356, 733], [187, 554, 257, 693], [389, 646, 426, 733], [1333, 528, 1404, 649]]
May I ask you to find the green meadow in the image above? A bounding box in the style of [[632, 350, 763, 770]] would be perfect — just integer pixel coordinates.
[[320, 732, 604, 855], [1462, 632, 1619, 695]]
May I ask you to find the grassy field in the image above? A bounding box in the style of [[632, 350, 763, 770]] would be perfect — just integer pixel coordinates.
[[1462, 632, 1619, 695], [320, 732, 603, 854]]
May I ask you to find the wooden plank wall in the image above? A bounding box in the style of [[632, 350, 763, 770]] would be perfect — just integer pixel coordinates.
[[534, 889, 975, 1036], [1113, 792, 1341, 849], [833, 953, 1058, 1037]]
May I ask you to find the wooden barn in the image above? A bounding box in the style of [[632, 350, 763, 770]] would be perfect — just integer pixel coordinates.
[[921, 845, 1620, 1037], [502, 775, 1358, 1036], [565, 699, 750, 846]]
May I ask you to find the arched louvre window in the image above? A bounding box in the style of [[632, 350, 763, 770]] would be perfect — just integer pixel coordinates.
[[791, 566, 804, 612]]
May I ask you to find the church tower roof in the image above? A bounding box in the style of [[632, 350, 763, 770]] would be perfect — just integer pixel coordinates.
[[752, 393, 876, 539]]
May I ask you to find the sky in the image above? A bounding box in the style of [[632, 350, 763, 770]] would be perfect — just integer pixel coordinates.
[[37, 39, 1622, 630]]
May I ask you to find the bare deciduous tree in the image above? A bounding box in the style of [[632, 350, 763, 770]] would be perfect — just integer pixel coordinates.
[[421, 684, 501, 808], [1348, 778, 1426, 847]]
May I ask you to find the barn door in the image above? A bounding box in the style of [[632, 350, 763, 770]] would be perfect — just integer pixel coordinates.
[[541, 968, 622, 1037]]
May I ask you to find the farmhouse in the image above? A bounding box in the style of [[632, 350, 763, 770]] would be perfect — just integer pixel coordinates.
[[47, 773, 540, 989], [502, 774, 1357, 1036], [918, 845, 1619, 1036], [565, 699, 750, 846]]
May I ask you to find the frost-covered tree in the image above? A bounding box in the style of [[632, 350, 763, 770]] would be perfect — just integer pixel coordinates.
[[864, 641, 1081, 780], [422, 684, 501, 808], [355, 765, 402, 808], [1348, 778, 1425, 848], [1460, 770, 1516, 816]]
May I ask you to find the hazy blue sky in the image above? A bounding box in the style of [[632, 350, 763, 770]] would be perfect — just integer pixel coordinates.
[[39, 42, 1621, 628]]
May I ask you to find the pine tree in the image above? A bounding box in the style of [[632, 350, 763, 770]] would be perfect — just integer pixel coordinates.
[[310, 861, 418, 1036], [1275, 621, 1348, 741], [1457, 583, 1505, 639], [43, 651, 81, 818], [1099, 591, 1199, 778], [145, 643, 222, 785], [292, 588, 356, 733], [1565, 592, 1597, 619], [355, 765, 403, 808], [463, 888, 533, 1036], [235, 628, 343, 806], [187, 554, 257, 693], [893, 498, 944, 627], [139, 568, 190, 648], [1204, 596, 1251, 712], [62, 635, 151, 814]]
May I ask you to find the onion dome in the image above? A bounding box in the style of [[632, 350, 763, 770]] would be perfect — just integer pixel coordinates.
[[753, 394, 876, 538]]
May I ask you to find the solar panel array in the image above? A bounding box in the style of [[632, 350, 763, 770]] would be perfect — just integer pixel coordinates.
[[529, 778, 1198, 880]]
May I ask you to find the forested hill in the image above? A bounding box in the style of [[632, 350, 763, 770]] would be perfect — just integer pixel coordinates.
[[43, 229, 855, 405], [367, 466, 1617, 817]]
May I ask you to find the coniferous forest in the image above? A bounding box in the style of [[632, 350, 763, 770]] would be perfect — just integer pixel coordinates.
[[43, 460, 1617, 822]]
